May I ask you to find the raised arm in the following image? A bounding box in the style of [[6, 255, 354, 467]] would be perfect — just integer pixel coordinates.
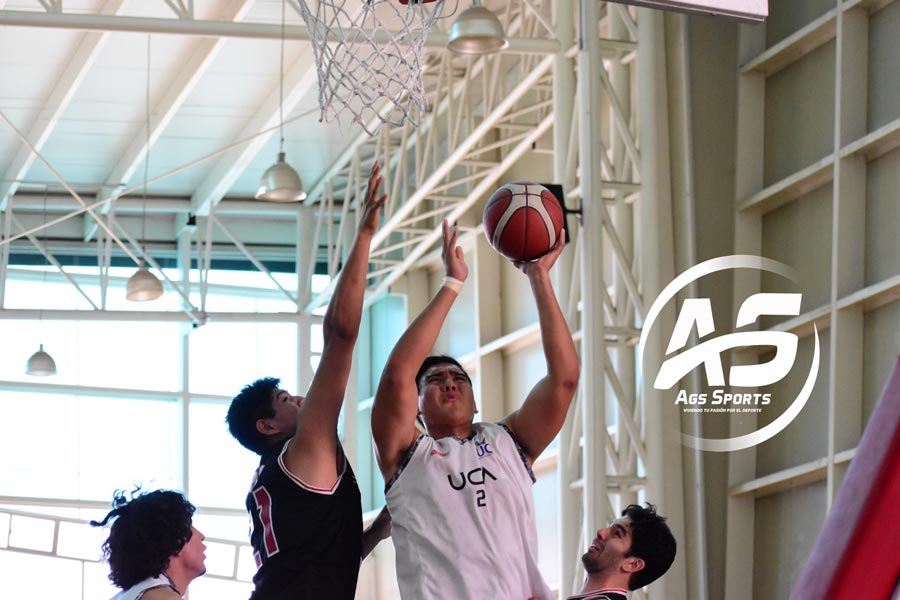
[[502, 235, 579, 463], [285, 162, 385, 483], [372, 220, 468, 481]]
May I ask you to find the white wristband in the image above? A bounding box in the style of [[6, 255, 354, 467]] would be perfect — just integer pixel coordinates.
[[442, 276, 464, 294]]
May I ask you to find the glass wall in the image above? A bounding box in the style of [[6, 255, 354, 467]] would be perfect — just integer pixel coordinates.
[[0, 268, 328, 599]]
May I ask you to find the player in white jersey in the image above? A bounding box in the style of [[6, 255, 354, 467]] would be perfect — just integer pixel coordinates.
[[568, 503, 676, 599], [91, 488, 207, 600], [372, 220, 579, 599]]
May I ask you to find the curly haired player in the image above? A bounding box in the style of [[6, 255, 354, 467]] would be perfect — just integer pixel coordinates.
[[91, 488, 205, 600]]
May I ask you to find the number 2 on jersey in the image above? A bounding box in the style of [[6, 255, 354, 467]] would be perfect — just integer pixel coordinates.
[[252, 486, 280, 558], [476, 489, 486, 508]]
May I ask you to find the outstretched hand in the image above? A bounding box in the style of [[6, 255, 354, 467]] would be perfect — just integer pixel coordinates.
[[513, 230, 565, 277], [441, 219, 468, 282], [358, 161, 387, 236]]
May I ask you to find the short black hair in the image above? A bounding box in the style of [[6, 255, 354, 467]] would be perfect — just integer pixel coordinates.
[[91, 488, 195, 590], [623, 503, 676, 590], [226, 377, 280, 455], [415, 355, 471, 393]]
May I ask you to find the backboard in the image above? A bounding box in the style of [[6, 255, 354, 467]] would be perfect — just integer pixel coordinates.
[[606, 0, 767, 23]]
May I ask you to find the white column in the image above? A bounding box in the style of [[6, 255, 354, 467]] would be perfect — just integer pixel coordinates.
[[577, 0, 608, 566], [636, 8, 687, 600], [554, 0, 578, 595]]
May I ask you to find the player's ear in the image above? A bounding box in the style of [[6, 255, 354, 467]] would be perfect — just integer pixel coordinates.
[[622, 556, 644, 574], [256, 418, 275, 435]]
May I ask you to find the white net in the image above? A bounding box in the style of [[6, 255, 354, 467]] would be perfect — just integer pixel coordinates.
[[295, 0, 457, 135]]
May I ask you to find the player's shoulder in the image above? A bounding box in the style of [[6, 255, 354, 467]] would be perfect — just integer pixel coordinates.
[[475, 421, 504, 434], [566, 589, 628, 600], [139, 586, 182, 600]]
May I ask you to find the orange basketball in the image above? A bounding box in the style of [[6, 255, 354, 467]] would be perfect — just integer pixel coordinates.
[[482, 182, 564, 261]]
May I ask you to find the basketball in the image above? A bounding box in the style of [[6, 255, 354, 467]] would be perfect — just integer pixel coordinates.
[[482, 182, 565, 262]]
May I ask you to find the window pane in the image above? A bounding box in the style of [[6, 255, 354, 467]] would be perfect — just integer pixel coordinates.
[[0, 392, 180, 500], [84, 559, 119, 599], [189, 322, 297, 396], [0, 319, 179, 391], [57, 521, 104, 561], [189, 575, 255, 600], [311, 324, 323, 353], [192, 514, 252, 543], [188, 403, 260, 510], [0, 550, 83, 600]]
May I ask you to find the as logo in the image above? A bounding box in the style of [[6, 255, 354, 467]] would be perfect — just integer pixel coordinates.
[[654, 293, 801, 389], [640, 256, 820, 452]]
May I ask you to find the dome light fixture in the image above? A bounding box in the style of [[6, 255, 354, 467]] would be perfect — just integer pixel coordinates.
[[257, 0, 305, 202], [127, 35, 165, 303], [26, 344, 57, 377], [126, 261, 164, 301], [256, 152, 306, 202], [447, 0, 509, 55]]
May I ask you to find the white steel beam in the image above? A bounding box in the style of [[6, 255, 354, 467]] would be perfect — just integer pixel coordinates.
[[367, 112, 554, 301], [367, 54, 554, 253], [636, 8, 687, 599], [553, 0, 579, 593], [0, 0, 127, 211], [0, 10, 560, 53], [189, 51, 318, 216], [304, 54, 555, 311], [0, 308, 312, 322], [577, 0, 609, 582], [85, 0, 255, 241]]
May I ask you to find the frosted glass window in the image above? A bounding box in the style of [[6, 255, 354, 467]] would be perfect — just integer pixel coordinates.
[[204, 541, 237, 577], [0, 551, 83, 600], [188, 403, 261, 510], [188, 322, 298, 396], [237, 545, 257, 581], [84, 560, 119, 599], [0, 392, 180, 500], [0, 318, 179, 391], [311, 323, 324, 353], [189, 575, 255, 600], [9, 515, 55, 551], [0, 513, 8, 547], [57, 521, 104, 561], [192, 514, 252, 544]]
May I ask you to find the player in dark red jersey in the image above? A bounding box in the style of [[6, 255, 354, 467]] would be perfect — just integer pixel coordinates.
[[568, 503, 676, 600], [227, 162, 390, 600]]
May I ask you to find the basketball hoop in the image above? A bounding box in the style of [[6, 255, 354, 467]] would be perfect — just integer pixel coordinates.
[[294, 0, 457, 135]]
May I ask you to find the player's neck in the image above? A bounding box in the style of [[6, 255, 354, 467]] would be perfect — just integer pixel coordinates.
[[161, 568, 188, 597], [580, 573, 629, 597], [428, 422, 474, 440]]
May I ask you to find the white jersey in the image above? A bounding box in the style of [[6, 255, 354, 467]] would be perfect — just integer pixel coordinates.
[[110, 575, 177, 600], [385, 422, 553, 600]]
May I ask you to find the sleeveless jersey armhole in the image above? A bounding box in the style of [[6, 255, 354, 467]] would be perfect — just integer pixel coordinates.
[[384, 434, 424, 492], [276, 438, 347, 495], [496, 422, 537, 484]]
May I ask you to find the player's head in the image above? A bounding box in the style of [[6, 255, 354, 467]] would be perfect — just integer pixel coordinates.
[[582, 503, 676, 591], [415, 355, 476, 432], [227, 377, 303, 455], [91, 488, 206, 591]]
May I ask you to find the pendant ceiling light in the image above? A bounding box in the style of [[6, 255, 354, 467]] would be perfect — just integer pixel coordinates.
[[256, 0, 306, 202], [447, 0, 509, 55], [127, 34, 163, 302], [27, 187, 58, 376], [26, 344, 57, 377], [126, 261, 164, 301]]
